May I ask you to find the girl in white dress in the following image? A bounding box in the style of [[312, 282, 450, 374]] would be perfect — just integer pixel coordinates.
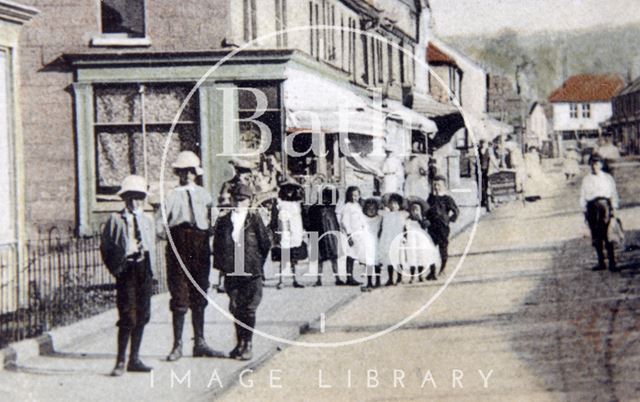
[[378, 193, 408, 285], [363, 199, 382, 289], [403, 200, 441, 283], [340, 186, 376, 288]]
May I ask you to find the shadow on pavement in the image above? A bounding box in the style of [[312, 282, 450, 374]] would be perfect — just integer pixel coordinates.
[[509, 230, 640, 402]]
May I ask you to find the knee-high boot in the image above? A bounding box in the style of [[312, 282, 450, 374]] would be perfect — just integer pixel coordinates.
[[166, 311, 185, 361], [111, 327, 130, 376], [606, 242, 617, 271], [127, 326, 152, 372], [192, 308, 225, 358]]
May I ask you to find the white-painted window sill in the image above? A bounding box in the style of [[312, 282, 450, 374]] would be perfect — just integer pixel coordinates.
[[90, 36, 152, 47]]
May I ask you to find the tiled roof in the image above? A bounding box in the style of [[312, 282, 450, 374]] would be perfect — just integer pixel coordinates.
[[548, 74, 625, 102], [427, 42, 456, 66]]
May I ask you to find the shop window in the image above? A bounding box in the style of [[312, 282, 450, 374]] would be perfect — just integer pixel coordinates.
[[237, 82, 282, 156], [101, 0, 145, 37], [94, 83, 199, 197]]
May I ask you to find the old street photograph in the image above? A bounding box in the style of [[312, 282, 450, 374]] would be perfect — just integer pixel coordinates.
[[1, 0, 640, 401]]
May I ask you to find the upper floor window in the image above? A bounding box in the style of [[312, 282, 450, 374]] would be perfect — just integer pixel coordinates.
[[101, 0, 145, 37], [244, 0, 257, 42], [581, 103, 591, 118], [569, 103, 578, 119], [275, 0, 287, 47]]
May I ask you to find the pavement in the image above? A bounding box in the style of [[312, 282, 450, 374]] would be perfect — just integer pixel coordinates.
[[0, 184, 483, 401], [213, 161, 640, 401], [8, 160, 639, 401]]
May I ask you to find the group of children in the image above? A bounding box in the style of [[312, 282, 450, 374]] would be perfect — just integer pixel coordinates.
[[100, 149, 460, 377], [271, 175, 459, 292]]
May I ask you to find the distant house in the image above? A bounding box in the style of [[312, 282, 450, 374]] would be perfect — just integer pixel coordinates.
[[548, 74, 624, 156], [486, 75, 525, 135], [423, 39, 513, 186], [606, 76, 640, 155], [427, 41, 461, 105], [526, 102, 552, 155]]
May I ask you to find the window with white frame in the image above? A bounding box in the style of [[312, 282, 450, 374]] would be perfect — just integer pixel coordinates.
[[93, 83, 200, 197], [275, 0, 287, 47], [570, 103, 578, 118], [243, 0, 257, 42], [0, 49, 14, 244], [581, 103, 591, 118], [101, 0, 145, 37]]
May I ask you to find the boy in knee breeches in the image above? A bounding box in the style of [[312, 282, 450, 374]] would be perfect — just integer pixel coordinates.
[[101, 175, 155, 377], [160, 151, 225, 361]]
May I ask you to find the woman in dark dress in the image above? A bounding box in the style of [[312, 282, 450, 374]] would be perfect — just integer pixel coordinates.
[[306, 186, 345, 286]]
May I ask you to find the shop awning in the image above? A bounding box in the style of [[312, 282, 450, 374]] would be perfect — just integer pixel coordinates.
[[384, 100, 437, 133], [411, 92, 460, 118], [284, 67, 385, 137], [464, 114, 514, 143], [285, 107, 386, 137]]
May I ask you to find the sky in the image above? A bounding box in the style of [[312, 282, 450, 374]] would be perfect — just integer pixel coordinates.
[[429, 0, 640, 37]]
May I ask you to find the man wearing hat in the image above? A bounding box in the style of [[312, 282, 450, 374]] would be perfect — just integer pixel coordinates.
[[580, 155, 620, 271], [426, 175, 459, 278], [101, 175, 156, 376], [160, 150, 225, 361], [213, 183, 271, 360]]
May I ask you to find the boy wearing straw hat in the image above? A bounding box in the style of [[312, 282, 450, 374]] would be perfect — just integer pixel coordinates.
[[100, 175, 156, 377], [160, 151, 225, 361]]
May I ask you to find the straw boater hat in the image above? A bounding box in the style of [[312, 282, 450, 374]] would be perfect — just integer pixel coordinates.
[[118, 175, 148, 197], [172, 151, 204, 175]]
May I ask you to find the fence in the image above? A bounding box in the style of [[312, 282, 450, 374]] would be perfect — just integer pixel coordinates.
[[0, 232, 168, 348]]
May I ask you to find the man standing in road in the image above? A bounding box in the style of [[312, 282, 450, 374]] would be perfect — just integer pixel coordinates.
[[100, 175, 155, 376], [579, 155, 620, 271], [213, 183, 271, 360], [160, 151, 225, 361]]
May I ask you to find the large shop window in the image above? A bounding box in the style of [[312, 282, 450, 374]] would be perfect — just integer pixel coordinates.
[[237, 82, 282, 159], [94, 83, 199, 198], [101, 0, 145, 37]]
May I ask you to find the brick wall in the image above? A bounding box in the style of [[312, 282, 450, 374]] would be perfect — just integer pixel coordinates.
[[17, 0, 229, 235]]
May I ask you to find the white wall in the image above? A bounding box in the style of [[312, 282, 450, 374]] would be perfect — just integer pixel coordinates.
[[527, 104, 549, 142], [552, 102, 612, 131], [430, 38, 486, 114]]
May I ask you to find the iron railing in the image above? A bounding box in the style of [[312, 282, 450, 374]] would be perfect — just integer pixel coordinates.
[[0, 231, 168, 348]]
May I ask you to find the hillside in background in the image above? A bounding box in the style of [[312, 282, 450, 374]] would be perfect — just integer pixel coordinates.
[[443, 23, 640, 104]]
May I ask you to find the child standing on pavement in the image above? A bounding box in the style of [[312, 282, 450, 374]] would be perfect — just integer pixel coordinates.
[[363, 198, 382, 289], [306, 186, 345, 286], [379, 193, 408, 286], [426, 175, 459, 277], [404, 200, 441, 283], [161, 151, 225, 362], [101, 175, 155, 377], [271, 181, 307, 289]]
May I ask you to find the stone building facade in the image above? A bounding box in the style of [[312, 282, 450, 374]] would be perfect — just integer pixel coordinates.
[[16, 0, 432, 236]]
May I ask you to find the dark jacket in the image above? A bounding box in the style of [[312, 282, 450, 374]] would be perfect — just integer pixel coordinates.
[[426, 194, 459, 244], [213, 211, 271, 277], [100, 209, 156, 278]]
